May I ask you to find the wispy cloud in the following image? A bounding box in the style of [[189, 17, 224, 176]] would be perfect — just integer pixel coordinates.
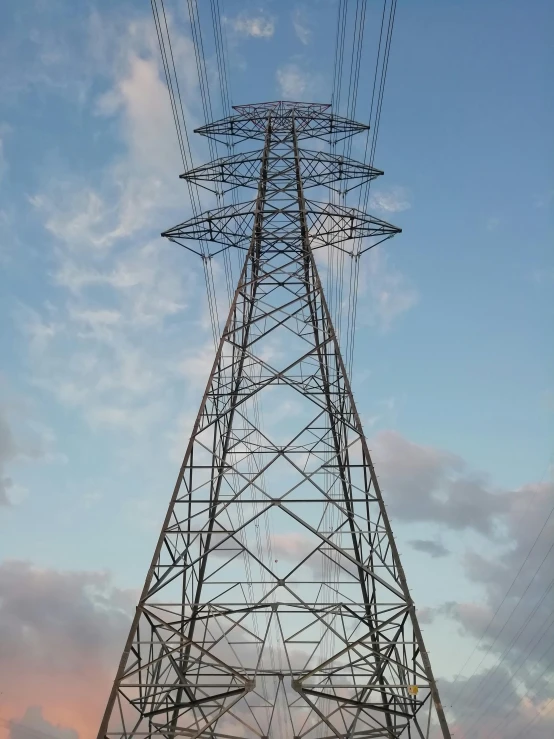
[[18, 241, 192, 433], [371, 428, 554, 727], [21, 16, 206, 436], [0, 127, 9, 183], [486, 215, 501, 231], [369, 186, 411, 213], [359, 246, 419, 331], [292, 7, 312, 45], [276, 62, 320, 100], [0, 391, 60, 506], [0, 560, 133, 739], [409, 538, 451, 558], [225, 12, 275, 39], [9, 707, 78, 739], [0, 405, 19, 505]]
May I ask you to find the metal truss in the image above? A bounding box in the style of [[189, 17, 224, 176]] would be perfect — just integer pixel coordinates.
[[162, 199, 400, 258], [180, 149, 383, 196], [196, 100, 369, 145], [99, 102, 451, 739]]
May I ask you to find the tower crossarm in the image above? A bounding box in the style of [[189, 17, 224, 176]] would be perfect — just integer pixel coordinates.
[[195, 100, 369, 145], [180, 149, 384, 195], [162, 200, 400, 258]]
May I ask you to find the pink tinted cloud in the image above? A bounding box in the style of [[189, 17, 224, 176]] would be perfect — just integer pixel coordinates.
[[0, 561, 134, 739]]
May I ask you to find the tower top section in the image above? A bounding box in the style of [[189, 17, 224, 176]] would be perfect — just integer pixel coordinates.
[[195, 100, 369, 144], [233, 100, 330, 115]]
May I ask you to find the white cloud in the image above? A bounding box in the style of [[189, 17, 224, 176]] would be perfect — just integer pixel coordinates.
[[167, 409, 197, 464], [226, 12, 275, 39], [276, 62, 319, 100], [0, 406, 18, 505], [368, 186, 411, 213], [292, 7, 312, 45], [0, 560, 133, 737], [179, 342, 216, 388], [21, 15, 207, 436], [19, 244, 191, 432], [358, 246, 419, 331], [0, 389, 62, 506], [312, 211, 416, 333], [29, 38, 196, 253]]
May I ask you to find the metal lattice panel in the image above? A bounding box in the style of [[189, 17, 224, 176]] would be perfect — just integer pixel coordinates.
[[180, 149, 383, 195], [98, 102, 451, 739], [196, 101, 369, 145]]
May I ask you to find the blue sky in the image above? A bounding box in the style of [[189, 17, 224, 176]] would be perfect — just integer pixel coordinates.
[[0, 1, 553, 738]]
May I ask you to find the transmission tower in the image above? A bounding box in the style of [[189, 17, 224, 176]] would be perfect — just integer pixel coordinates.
[[98, 101, 451, 739]]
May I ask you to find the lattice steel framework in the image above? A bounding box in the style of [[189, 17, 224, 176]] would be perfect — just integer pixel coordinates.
[[98, 101, 451, 739]]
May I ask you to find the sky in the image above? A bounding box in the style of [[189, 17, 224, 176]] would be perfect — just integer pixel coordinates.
[[0, 0, 553, 738]]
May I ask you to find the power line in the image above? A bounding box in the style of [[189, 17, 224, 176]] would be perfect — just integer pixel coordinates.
[[482, 647, 554, 739], [459, 535, 554, 715], [462, 573, 554, 734], [151, 0, 225, 345], [511, 695, 554, 736], [452, 493, 554, 704], [345, 0, 397, 379], [210, 0, 238, 304]]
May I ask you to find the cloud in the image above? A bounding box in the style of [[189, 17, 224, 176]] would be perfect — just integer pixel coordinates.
[[0, 128, 8, 183], [409, 538, 450, 558], [440, 663, 554, 739], [359, 246, 419, 331], [0, 397, 56, 507], [179, 341, 217, 388], [314, 228, 417, 332], [449, 483, 554, 696], [292, 7, 312, 45], [417, 606, 438, 625], [226, 12, 275, 39], [30, 20, 196, 253], [366, 428, 554, 736], [167, 408, 197, 464], [271, 532, 314, 561], [21, 14, 208, 436], [370, 430, 511, 535], [486, 216, 501, 231], [18, 249, 190, 434], [0, 560, 133, 739], [8, 707, 78, 739], [0, 405, 18, 505], [276, 63, 320, 100], [368, 186, 411, 213]]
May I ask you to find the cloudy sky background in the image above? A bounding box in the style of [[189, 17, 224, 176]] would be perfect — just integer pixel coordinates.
[[0, 1, 553, 738]]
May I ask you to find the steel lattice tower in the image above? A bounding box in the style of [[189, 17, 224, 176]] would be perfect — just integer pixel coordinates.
[[98, 102, 451, 739]]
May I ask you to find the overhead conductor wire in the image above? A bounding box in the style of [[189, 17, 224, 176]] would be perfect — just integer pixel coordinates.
[[452, 492, 554, 720], [151, 0, 221, 346], [344, 0, 397, 380]]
